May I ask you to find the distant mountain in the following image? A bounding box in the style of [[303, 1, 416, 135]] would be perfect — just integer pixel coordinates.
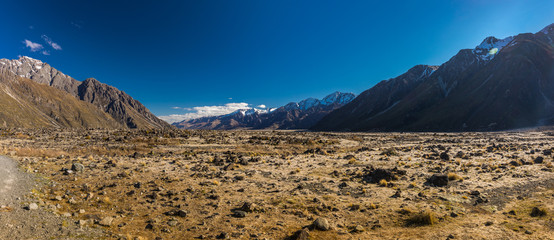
[[312, 23, 554, 132], [0, 68, 122, 129], [174, 92, 355, 130], [0, 56, 169, 129]]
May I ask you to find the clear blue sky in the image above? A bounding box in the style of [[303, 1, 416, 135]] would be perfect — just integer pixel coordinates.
[[1, 0, 553, 120]]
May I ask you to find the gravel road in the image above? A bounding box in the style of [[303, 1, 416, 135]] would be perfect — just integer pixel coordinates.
[[0, 155, 104, 239]]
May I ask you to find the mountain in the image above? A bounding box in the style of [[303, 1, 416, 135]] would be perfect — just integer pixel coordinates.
[[0, 56, 169, 129], [0, 68, 122, 129], [174, 92, 356, 130], [312, 23, 554, 132]]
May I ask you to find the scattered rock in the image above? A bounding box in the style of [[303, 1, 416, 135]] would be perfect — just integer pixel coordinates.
[[312, 217, 330, 231], [26, 203, 38, 210], [71, 163, 85, 172], [232, 210, 246, 218], [295, 228, 310, 240], [440, 151, 450, 161], [530, 207, 547, 217], [98, 216, 114, 226], [426, 174, 449, 187]]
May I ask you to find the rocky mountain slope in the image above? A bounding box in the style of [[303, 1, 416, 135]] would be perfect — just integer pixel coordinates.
[[313, 23, 554, 132], [0, 56, 169, 129], [0, 68, 122, 128], [175, 92, 355, 130]]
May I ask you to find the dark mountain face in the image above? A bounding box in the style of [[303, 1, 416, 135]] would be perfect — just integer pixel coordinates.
[[0, 68, 123, 129], [311, 65, 438, 131], [0, 57, 170, 129], [174, 92, 355, 130], [313, 23, 554, 132]]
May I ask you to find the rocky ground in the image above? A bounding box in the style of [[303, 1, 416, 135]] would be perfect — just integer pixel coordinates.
[[0, 129, 553, 239], [0, 155, 104, 239]]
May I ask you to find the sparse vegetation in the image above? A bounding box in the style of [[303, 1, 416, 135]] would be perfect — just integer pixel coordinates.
[[0, 129, 553, 239]]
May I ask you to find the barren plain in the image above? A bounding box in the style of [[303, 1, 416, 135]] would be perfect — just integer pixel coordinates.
[[0, 129, 553, 239]]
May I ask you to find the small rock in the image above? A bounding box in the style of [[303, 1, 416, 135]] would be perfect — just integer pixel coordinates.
[[427, 174, 449, 187], [534, 156, 544, 164], [295, 228, 309, 240], [233, 210, 246, 218], [98, 216, 114, 226], [313, 217, 330, 231], [27, 203, 38, 210], [353, 225, 364, 232], [484, 221, 493, 226], [71, 163, 85, 172], [167, 220, 178, 227], [440, 151, 450, 161], [530, 207, 547, 217], [216, 232, 229, 239], [239, 202, 257, 213]]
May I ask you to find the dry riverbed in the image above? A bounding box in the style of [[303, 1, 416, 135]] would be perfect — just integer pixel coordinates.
[[0, 129, 553, 239]]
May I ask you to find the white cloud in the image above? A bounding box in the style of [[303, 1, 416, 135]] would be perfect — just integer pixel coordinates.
[[159, 102, 251, 123], [71, 21, 83, 29], [23, 40, 43, 52], [41, 35, 62, 50], [42, 50, 50, 55], [257, 104, 266, 108]]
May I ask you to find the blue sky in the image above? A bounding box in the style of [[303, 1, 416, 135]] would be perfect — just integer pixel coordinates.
[[1, 0, 553, 122]]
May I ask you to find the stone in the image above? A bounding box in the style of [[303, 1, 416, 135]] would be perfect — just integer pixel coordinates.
[[233, 210, 246, 218], [295, 228, 309, 240], [534, 156, 544, 164], [71, 163, 85, 172], [353, 225, 364, 232], [313, 217, 330, 231], [426, 174, 449, 187], [440, 151, 450, 161], [167, 220, 178, 227], [216, 232, 229, 239], [239, 202, 257, 213], [99, 216, 114, 226], [27, 203, 38, 210]]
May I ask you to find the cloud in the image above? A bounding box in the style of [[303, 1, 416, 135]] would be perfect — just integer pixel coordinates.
[[159, 102, 251, 123], [41, 35, 62, 50], [71, 21, 83, 29], [42, 50, 50, 55], [257, 104, 266, 108], [23, 40, 43, 52]]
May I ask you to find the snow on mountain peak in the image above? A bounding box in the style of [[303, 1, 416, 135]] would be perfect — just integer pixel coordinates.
[[321, 91, 355, 105], [473, 36, 514, 61]]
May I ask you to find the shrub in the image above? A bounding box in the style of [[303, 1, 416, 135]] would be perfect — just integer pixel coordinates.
[[447, 172, 462, 181], [406, 211, 437, 226]]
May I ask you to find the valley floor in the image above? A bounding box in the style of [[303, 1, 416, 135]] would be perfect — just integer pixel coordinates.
[[0, 129, 553, 239]]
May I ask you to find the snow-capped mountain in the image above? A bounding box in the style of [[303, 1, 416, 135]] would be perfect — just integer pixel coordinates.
[[472, 36, 514, 61], [0, 56, 169, 129], [174, 92, 355, 130], [313, 23, 554, 132]]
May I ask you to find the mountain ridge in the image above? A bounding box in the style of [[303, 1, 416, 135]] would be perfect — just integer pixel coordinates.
[[174, 91, 355, 130], [0, 56, 170, 129], [312, 23, 554, 132]]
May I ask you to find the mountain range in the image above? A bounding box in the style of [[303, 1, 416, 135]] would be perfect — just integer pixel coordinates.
[[0, 56, 169, 129], [174, 92, 355, 130], [2, 23, 553, 132], [312, 23, 554, 131]]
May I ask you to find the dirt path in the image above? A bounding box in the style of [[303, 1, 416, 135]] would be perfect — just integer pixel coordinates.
[[0, 155, 104, 239]]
